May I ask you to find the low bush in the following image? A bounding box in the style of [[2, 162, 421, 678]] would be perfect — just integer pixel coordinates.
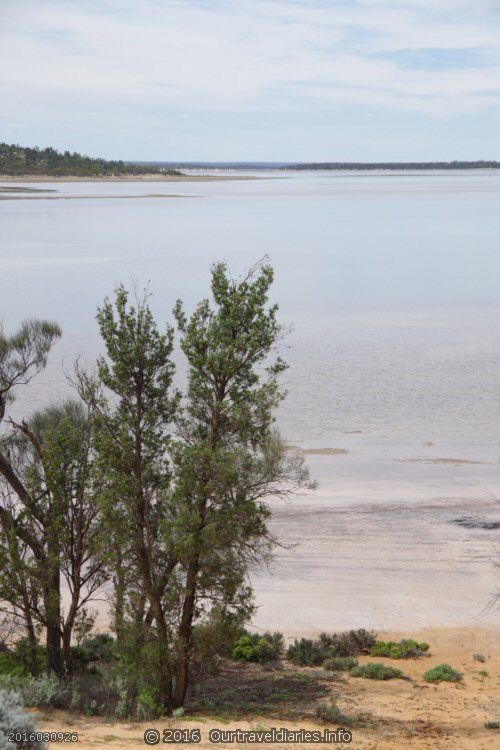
[[323, 656, 358, 672], [485, 721, 500, 730], [286, 629, 376, 666], [20, 674, 63, 708], [370, 639, 429, 659], [316, 699, 351, 725], [0, 688, 43, 749], [350, 663, 403, 680], [286, 638, 321, 666], [473, 653, 486, 663], [423, 663, 462, 683], [232, 633, 280, 663]]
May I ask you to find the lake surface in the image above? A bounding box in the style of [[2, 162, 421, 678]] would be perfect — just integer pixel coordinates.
[[2, 170, 500, 632]]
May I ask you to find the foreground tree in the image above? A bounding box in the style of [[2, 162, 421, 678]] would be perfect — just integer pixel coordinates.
[[77, 287, 180, 710], [0, 323, 105, 675], [171, 261, 310, 706]]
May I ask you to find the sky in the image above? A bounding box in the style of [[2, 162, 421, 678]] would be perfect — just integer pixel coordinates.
[[1, 0, 500, 161]]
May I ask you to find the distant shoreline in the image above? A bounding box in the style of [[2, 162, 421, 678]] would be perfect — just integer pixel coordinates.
[[0, 173, 258, 182], [283, 161, 500, 171]]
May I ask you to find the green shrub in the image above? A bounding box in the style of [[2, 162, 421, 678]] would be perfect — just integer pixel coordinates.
[[423, 663, 462, 683], [0, 688, 43, 749], [485, 721, 500, 730], [232, 634, 275, 663], [81, 633, 116, 663], [316, 699, 351, 725], [287, 629, 377, 666], [0, 652, 23, 677], [193, 608, 253, 667], [370, 639, 429, 659], [350, 663, 403, 680], [20, 674, 62, 708], [286, 638, 321, 666], [323, 656, 358, 672]]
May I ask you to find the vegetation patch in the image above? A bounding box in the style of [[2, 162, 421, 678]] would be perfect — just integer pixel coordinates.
[[370, 639, 429, 659], [286, 630, 376, 666], [232, 632, 284, 663], [323, 656, 358, 672], [187, 661, 329, 719], [350, 663, 404, 680], [423, 664, 463, 683], [316, 699, 352, 725]]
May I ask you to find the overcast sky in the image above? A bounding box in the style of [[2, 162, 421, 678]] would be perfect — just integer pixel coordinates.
[[1, 0, 500, 161]]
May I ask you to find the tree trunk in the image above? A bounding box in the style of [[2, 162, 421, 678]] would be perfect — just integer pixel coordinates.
[[173, 557, 199, 708], [25, 613, 40, 677], [44, 555, 63, 676]]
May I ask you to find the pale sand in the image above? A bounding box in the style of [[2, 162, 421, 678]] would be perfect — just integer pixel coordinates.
[[37, 626, 500, 749]]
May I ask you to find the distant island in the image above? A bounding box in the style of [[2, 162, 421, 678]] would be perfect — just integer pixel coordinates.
[[0, 143, 182, 177], [282, 161, 500, 171]]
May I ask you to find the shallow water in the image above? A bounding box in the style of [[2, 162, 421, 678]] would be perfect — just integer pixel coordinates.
[[1, 170, 500, 630]]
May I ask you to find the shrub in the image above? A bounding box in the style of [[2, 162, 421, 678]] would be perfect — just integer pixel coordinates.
[[0, 688, 43, 749], [287, 630, 376, 666], [473, 653, 486, 663], [232, 634, 275, 663], [350, 663, 403, 680], [423, 664, 462, 683], [20, 674, 62, 708], [370, 639, 429, 659], [81, 633, 116, 663], [316, 699, 351, 725], [193, 608, 250, 667], [323, 656, 358, 672], [286, 638, 321, 666], [485, 721, 500, 730], [0, 652, 23, 678]]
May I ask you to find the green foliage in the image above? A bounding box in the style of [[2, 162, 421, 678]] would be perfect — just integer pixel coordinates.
[[485, 721, 500, 730], [0, 641, 46, 678], [323, 656, 358, 672], [20, 674, 62, 708], [0, 652, 23, 677], [315, 699, 351, 725], [0, 688, 43, 749], [423, 663, 463, 683], [370, 639, 430, 659], [350, 663, 404, 680], [81, 633, 116, 663], [286, 629, 377, 666], [0, 142, 182, 177], [232, 634, 276, 663]]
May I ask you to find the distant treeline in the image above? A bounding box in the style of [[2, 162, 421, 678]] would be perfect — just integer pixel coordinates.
[[0, 143, 182, 176], [282, 161, 500, 171]]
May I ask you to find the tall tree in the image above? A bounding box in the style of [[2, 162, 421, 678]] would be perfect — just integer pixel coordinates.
[[171, 261, 310, 706], [78, 287, 180, 710], [0, 323, 105, 676], [0, 320, 63, 674]]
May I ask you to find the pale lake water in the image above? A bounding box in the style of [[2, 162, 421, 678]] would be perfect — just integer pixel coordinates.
[[1, 170, 500, 633]]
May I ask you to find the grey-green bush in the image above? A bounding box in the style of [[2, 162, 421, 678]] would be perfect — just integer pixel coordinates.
[[350, 663, 403, 680], [423, 664, 462, 683], [0, 688, 43, 749], [323, 656, 358, 672]]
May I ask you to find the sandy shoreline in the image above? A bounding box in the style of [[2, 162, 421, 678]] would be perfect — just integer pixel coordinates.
[[36, 625, 500, 749], [0, 173, 258, 183]]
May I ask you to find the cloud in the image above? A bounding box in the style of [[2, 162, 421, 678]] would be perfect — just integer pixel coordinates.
[[1, 0, 499, 155]]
